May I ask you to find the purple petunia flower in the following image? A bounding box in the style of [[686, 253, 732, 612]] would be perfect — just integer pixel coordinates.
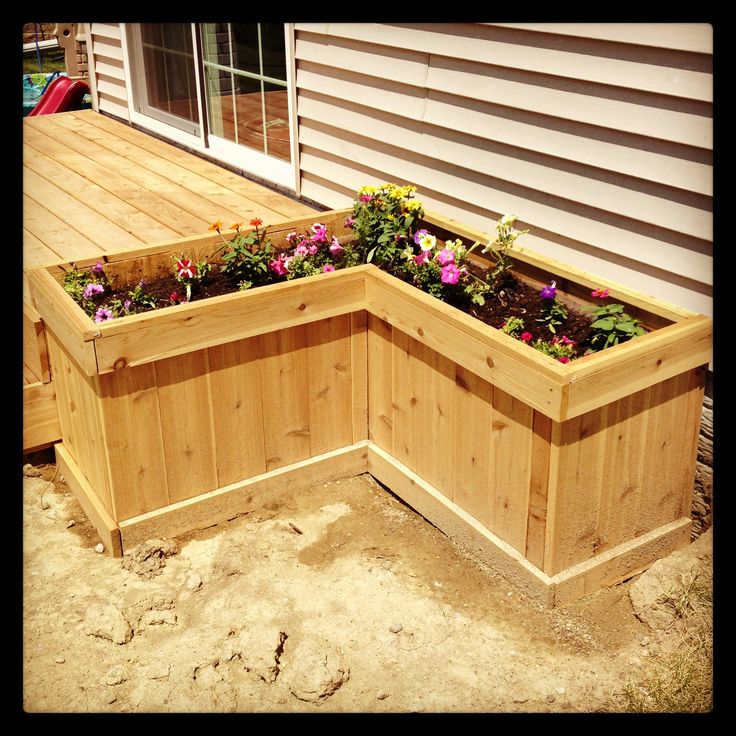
[[83, 283, 104, 299], [540, 280, 557, 299], [413, 229, 429, 245], [94, 307, 114, 323], [440, 263, 461, 285], [91, 260, 105, 275]]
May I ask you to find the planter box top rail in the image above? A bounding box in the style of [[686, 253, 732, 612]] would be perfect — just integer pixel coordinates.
[[28, 208, 712, 421]]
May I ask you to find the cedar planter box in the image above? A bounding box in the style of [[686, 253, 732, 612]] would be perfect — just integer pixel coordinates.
[[28, 208, 712, 606]]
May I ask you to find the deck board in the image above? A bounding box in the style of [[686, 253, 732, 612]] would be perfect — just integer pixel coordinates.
[[22, 108, 316, 414]]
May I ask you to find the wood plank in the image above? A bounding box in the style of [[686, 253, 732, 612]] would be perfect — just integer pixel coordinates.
[[259, 326, 311, 471], [365, 268, 567, 420], [26, 268, 99, 377], [525, 412, 551, 569], [55, 443, 123, 558], [207, 336, 268, 487], [23, 167, 144, 251], [25, 119, 231, 232], [92, 267, 367, 375], [594, 389, 651, 555], [23, 194, 103, 262], [23, 381, 61, 452], [154, 349, 218, 503], [489, 387, 534, 555], [119, 442, 370, 551], [24, 150, 181, 244], [97, 362, 170, 520], [73, 110, 316, 220], [46, 332, 112, 512], [544, 406, 610, 574], [367, 314, 394, 451], [305, 315, 354, 455], [424, 345, 457, 495], [23, 302, 49, 384], [350, 310, 369, 442], [53, 112, 280, 226], [452, 365, 493, 523]]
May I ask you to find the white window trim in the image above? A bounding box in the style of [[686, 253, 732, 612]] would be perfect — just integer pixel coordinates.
[[120, 22, 299, 193]]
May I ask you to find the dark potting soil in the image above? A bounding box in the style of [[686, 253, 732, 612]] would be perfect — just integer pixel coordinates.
[[90, 261, 598, 359]]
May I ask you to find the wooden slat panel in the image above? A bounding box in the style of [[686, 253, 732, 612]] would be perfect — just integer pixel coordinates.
[[47, 333, 112, 512], [97, 362, 169, 520], [525, 412, 551, 569], [488, 387, 534, 555], [451, 366, 493, 521], [207, 336, 268, 487], [259, 326, 311, 471], [23, 303, 49, 384], [74, 110, 316, 220], [425, 345, 457, 495], [305, 315, 354, 456], [367, 314, 394, 451], [544, 406, 609, 574], [391, 330, 432, 477], [23, 381, 61, 452], [154, 349, 218, 503], [350, 310, 369, 442]]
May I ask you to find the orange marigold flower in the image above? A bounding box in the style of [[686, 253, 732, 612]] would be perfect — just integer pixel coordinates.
[[208, 220, 223, 232], [230, 222, 243, 231], [250, 217, 263, 228]]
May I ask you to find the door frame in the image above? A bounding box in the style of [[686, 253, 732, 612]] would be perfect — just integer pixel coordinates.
[[121, 22, 301, 195]]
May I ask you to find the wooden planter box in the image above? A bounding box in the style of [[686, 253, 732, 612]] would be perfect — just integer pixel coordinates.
[[28, 209, 712, 606]]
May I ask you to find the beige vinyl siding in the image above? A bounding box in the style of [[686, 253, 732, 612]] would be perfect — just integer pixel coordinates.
[[87, 23, 129, 122], [294, 23, 713, 317]]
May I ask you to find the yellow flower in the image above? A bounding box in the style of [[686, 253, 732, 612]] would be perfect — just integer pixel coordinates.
[[209, 220, 223, 232]]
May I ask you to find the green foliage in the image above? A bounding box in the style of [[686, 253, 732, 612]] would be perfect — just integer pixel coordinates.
[[537, 298, 568, 335], [348, 183, 424, 273], [481, 214, 527, 293], [500, 316, 525, 338], [587, 303, 646, 352], [217, 225, 275, 291]]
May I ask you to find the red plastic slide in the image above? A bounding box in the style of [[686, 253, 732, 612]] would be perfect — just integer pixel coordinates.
[[28, 76, 90, 116]]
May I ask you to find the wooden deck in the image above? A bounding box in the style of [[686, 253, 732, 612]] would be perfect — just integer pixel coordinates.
[[23, 109, 316, 452]]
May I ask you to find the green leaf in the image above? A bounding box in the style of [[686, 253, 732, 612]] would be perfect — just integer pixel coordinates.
[[591, 317, 614, 330], [367, 246, 376, 263]]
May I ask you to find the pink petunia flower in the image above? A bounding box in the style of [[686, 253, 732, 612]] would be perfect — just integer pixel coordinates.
[[520, 331, 533, 342], [560, 335, 576, 345], [323, 264, 335, 272], [591, 288, 610, 299], [414, 252, 430, 266], [558, 356, 571, 364], [344, 216, 355, 228], [269, 257, 288, 276], [329, 238, 343, 256], [440, 263, 461, 285], [435, 248, 455, 267], [359, 194, 373, 203], [294, 244, 309, 257]]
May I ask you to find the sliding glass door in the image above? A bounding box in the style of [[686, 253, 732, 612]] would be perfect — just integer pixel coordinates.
[[127, 23, 296, 188]]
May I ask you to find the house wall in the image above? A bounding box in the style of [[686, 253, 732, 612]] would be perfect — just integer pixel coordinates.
[[293, 22, 713, 318], [85, 22, 130, 121]]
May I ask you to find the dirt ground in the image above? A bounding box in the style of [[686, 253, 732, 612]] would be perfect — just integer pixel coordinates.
[[21, 457, 711, 714]]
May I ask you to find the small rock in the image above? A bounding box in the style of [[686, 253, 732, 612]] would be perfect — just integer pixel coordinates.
[[282, 638, 350, 703], [67, 520, 76, 528], [95, 543, 105, 554], [389, 624, 403, 634], [55, 656, 65, 664], [507, 592, 513, 597], [376, 691, 390, 700], [236, 628, 288, 684], [556, 687, 566, 695], [40, 499, 50, 510], [185, 572, 202, 591], [146, 663, 171, 680], [140, 609, 177, 627], [512, 696, 528, 704], [24, 464, 43, 477], [101, 665, 127, 686], [639, 636, 650, 646], [84, 602, 133, 644], [546, 694, 556, 704], [122, 538, 179, 578]]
